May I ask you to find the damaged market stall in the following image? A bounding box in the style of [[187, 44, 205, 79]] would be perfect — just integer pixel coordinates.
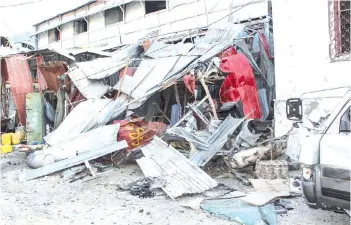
[[11, 19, 286, 205]]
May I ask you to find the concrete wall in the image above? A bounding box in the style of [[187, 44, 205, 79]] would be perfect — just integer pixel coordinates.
[[272, 0, 351, 137], [36, 0, 267, 49]]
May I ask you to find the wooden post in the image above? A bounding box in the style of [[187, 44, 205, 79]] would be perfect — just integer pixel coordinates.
[[200, 78, 218, 120], [115, 58, 130, 99]]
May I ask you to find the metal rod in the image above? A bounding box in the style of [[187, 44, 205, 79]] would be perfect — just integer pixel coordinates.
[[173, 95, 209, 127]]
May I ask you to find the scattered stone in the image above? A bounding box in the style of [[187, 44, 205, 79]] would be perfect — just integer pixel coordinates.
[[146, 212, 151, 215], [139, 209, 144, 213]]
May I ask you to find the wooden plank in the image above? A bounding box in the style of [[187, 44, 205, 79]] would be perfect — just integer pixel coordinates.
[[84, 161, 96, 178], [19, 140, 128, 182], [200, 78, 218, 120]]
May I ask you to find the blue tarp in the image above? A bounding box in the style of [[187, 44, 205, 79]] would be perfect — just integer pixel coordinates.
[[201, 198, 276, 225]]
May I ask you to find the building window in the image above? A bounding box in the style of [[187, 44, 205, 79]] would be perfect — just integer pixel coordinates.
[[105, 7, 124, 26], [21, 43, 35, 50], [48, 28, 60, 43], [75, 19, 88, 35], [0, 36, 11, 47], [339, 107, 350, 133], [329, 0, 350, 61], [145, 0, 166, 14]]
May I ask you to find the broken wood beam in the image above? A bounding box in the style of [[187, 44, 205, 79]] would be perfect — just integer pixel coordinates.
[[200, 78, 218, 120]]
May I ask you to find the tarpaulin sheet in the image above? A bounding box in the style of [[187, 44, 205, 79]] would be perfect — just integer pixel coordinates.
[[38, 61, 67, 91], [113, 118, 168, 151], [36, 56, 47, 91], [220, 53, 262, 119], [5, 55, 34, 125]]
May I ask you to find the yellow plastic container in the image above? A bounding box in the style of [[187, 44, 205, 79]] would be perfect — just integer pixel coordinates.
[[1, 133, 13, 145], [1, 145, 13, 154], [11, 132, 23, 145]]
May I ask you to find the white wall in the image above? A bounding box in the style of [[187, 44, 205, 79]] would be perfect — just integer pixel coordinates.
[[36, 0, 267, 49], [272, 0, 351, 137]]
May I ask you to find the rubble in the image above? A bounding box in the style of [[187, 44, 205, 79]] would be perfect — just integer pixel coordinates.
[[137, 137, 218, 199], [1, 17, 289, 223]]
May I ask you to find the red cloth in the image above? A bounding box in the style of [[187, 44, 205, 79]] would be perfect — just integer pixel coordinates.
[[113, 118, 168, 151], [220, 46, 237, 58], [219, 53, 262, 119], [184, 73, 196, 94]]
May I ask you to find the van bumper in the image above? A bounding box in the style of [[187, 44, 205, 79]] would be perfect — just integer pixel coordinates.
[[302, 170, 318, 208]]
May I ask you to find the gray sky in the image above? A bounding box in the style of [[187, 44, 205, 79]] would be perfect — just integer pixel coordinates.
[[0, 0, 89, 36]]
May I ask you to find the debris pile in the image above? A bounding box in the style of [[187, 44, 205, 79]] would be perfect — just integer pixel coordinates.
[[1, 20, 297, 223]]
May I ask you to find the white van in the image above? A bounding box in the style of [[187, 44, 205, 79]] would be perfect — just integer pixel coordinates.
[[286, 87, 350, 210]]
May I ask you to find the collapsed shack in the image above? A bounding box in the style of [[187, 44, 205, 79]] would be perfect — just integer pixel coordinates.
[[1, 20, 297, 214]]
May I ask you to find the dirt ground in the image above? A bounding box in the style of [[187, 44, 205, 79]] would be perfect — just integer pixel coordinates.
[[1, 151, 350, 225]]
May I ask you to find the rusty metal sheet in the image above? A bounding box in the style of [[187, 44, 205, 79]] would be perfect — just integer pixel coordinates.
[[36, 56, 47, 91], [5, 55, 34, 125], [38, 61, 67, 91]]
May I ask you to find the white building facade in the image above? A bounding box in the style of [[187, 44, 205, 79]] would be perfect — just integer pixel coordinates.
[[272, 0, 351, 136], [34, 0, 268, 50]]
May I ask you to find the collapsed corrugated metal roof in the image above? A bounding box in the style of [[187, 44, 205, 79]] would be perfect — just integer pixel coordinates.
[[113, 41, 198, 99], [74, 44, 143, 80], [114, 57, 180, 99], [43, 124, 120, 161], [44, 95, 128, 146], [145, 42, 194, 58], [68, 67, 111, 99], [189, 116, 247, 167], [188, 22, 245, 62], [137, 137, 218, 199]]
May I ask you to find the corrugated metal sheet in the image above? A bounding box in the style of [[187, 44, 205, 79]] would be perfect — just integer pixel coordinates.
[[68, 67, 111, 99], [137, 137, 218, 199], [234, 39, 262, 75], [44, 99, 55, 122], [5, 54, 34, 125], [26, 93, 45, 143], [189, 115, 247, 167], [36, 56, 47, 91], [0, 47, 19, 58], [145, 42, 194, 58], [43, 124, 120, 161], [76, 44, 142, 80], [38, 61, 67, 91], [114, 57, 179, 99], [75, 57, 128, 80], [44, 95, 128, 146], [187, 22, 245, 62], [163, 55, 198, 82]]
